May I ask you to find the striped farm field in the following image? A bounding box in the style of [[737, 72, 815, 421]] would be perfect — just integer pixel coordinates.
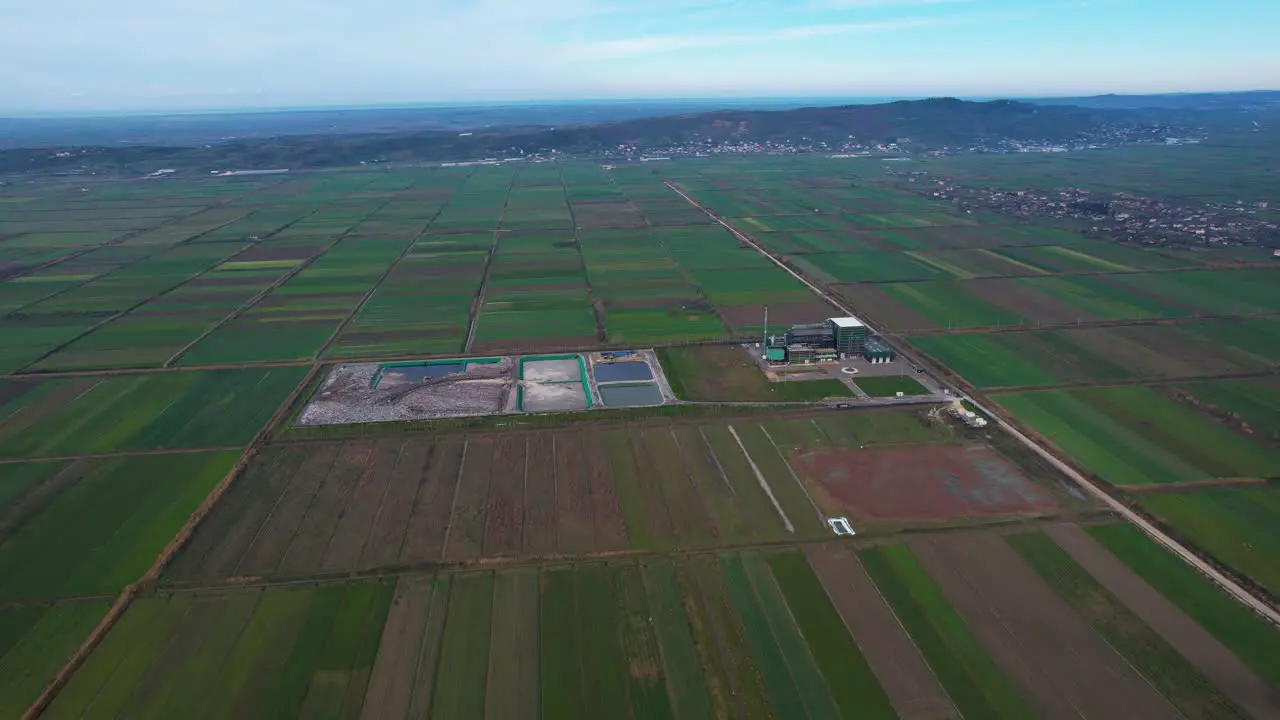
[[1089, 523, 1280, 687], [0, 367, 306, 458], [45, 580, 395, 718], [997, 386, 1280, 487], [0, 451, 238, 601]]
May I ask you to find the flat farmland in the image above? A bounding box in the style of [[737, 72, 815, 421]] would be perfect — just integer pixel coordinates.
[[0, 601, 110, 718], [0, 451, 238, 601], [166, 409, 987, 583], [1138, 485, 1280, 596], [1181, 318, 1280, 365], [1089, 522, 1280, 687], [791, 444, 1059, 526], [912, 324, 1269, 389], [0, 367, 305, 458], [990, 240, 1188, 273], [1173, 377, 1280, 439], [997, 386, 1280, 487], [177, 237, 414, 364], [325, 241, 487, 358], [43, 580, 394, 719]]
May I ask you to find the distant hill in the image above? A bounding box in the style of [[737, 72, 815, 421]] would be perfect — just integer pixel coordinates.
[[0, 98, 1183, 176], [1027, 90, 1280, 112]]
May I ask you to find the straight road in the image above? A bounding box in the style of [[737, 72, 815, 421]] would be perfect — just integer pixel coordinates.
[[663, 179, 1280, 627]]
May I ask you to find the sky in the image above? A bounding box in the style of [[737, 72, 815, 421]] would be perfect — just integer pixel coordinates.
[[3, 0, 1279, 113]]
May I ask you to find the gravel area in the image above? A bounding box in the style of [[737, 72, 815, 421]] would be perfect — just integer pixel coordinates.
[[296, 359, 514, 425]]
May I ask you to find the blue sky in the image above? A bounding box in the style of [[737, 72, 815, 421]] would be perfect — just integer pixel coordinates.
[[3, 0, 1278, 112]]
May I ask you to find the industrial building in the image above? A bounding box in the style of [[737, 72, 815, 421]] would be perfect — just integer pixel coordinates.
[[764, 315, 892, 365]]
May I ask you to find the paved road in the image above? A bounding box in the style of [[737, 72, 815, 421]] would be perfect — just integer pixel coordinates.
[[664, 180, 1280, 627]]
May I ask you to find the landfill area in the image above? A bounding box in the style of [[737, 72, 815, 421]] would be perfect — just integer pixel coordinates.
[[295, 348, 675, 426]]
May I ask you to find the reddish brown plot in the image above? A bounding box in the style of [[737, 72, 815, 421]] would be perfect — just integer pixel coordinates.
[[482, 435, 526, 557], [791, 444, 1057, 522]]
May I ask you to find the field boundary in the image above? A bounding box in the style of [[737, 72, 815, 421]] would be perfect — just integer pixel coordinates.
[[19, 362, 325, 720]]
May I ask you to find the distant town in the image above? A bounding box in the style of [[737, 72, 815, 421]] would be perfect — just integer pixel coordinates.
[[888, 169, 1280, 252]]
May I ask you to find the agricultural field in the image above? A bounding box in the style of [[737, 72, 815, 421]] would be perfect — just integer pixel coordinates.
[[6, 157, 1280, 719], [913, 324, 1269, 389], [1007, 530, 1245, 719], [996, 386, 1280, 487], [1172, 377, 1280, 440], [658, 345, 854, 402], [1138, 485, 1280, 596], [852, 375, 930, 397], [1089, 522, 1280, 687], [165, 410, 989, 584], [44, 580, 394, 718], [0, 451, 238, 601], [0, 602, 110, 718], [0, 367, 306, 458]]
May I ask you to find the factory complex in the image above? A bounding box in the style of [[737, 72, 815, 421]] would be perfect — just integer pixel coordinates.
[[763, 315, 896, 365]]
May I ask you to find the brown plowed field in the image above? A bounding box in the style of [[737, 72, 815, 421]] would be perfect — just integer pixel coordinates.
[[791, 444, 1058, 522], [554, 434, 597, 555], [1044, 524, 1280, 718], [964, 278, 1085, 325], [442, 438, 493, 561], [166, 432, 641, 581], [803, 544, 957, 719], [521, 433, 559, 556], [834, 283, 937, 332], [482, 436, 526, 557], [910, 532, 1180, 720], [580, 434, 629, 551]]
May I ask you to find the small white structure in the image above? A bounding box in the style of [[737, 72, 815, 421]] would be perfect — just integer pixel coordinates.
[[827, 517, 856, 536]]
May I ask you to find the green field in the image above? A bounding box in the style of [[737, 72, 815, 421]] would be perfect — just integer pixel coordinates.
[[911, 330, 1134, 388], [0, 451, 237, 601], [879, 281, 1024, 328], [0, 367, 305, 458], [854, 375, 930, 397], [1174, 377, 1280, 438], [44, 580, 394, 718], [657, 345, 854, 402], [1089, 523, 1280, 686], [1138, 486, 1280, 595], [998, 386, 1280, 487], [0, 602, 110, 719], [859, 544, 1034, 719], [1006, 531, 1239, 718]]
